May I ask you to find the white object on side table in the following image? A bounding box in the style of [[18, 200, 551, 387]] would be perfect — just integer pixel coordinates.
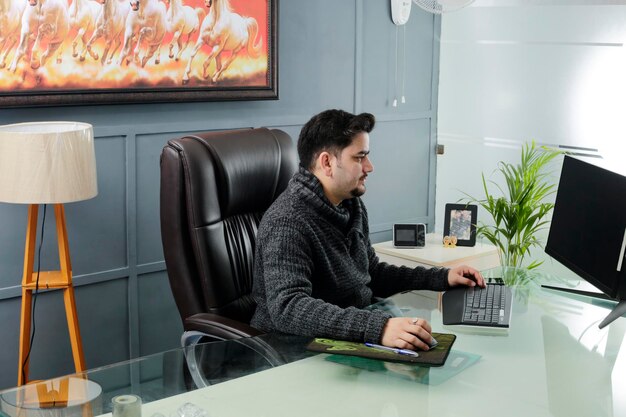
[[373, 233, 500, 270]]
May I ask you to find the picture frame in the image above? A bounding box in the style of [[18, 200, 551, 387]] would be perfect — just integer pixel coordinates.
[[443, 203, 477, 247], [0, 0, 277, 107]]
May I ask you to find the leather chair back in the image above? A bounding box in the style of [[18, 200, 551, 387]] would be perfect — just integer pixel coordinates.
[[160, 128, 297, 330]]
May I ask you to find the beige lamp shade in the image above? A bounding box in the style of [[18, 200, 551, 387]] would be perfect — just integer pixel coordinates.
[[0, 122, 98, 204]]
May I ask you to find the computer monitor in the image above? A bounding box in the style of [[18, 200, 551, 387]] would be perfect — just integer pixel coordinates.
[[545, 155, 626, 328]]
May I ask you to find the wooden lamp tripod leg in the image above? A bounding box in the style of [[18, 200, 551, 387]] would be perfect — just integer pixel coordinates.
[[17, 205, 38, 386], [17, 204, 86, 387], [56, 204, 86, 373]]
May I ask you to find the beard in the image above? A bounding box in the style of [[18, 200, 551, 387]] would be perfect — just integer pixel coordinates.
[[350, 185, 366, 198], [349, 175, 367, 198]]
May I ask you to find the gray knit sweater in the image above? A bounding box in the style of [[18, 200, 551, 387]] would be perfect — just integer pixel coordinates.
[[250, 168, 450, 344]]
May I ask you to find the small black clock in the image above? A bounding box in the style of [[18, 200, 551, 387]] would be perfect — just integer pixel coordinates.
[[393, 223, 426, 248]]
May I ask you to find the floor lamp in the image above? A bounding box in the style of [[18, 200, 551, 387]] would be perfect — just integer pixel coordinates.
[[0, 122, 98, 393]]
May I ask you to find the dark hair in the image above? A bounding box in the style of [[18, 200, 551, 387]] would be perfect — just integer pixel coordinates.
[[297, 109, 375, 170]]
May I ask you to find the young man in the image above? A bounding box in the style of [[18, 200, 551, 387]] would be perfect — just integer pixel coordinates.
[[251, 109, 484, 351]]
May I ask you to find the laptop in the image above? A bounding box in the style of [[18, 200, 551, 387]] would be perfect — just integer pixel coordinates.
[[442, 277, 513, 328]]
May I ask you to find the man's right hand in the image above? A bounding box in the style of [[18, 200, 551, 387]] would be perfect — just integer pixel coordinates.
[[380, 317, 434, 351]]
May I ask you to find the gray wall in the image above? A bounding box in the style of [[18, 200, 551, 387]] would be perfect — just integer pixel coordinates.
[[0, 0, 440, 389]]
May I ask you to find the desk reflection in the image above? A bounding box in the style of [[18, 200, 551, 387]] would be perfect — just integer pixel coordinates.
[[542, 315, 626, 417]]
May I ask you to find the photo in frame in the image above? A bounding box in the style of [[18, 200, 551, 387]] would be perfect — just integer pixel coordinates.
[[443, 203, 477, 247], [0, 0, 277, 107]]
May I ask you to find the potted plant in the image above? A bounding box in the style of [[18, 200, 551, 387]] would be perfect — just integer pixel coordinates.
[[464, 141, 564, 271]]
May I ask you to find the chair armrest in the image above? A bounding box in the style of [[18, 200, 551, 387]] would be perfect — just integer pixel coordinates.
[[181, 315, 285, 388], [184, 313, 263, 341]]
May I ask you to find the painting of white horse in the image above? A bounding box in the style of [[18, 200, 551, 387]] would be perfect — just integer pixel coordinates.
[[9, 0, 70, 73], [84, 0, 130, 65], [118, 0, 167, 67], [0, 0, 26, 69], [0, 0, 276, 106], [165, 0, 202, 62], [182, 0, 262, 85], [68, 0, 100, 61]]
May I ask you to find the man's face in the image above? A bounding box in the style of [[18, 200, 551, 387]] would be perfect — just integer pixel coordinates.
[[331, 132, 374, 202]]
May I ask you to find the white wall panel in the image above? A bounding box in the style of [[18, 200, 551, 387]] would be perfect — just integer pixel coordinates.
[[436, 4, 626, 238]]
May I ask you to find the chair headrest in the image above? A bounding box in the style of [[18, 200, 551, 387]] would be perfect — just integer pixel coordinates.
[[173, 128, 296, 223]]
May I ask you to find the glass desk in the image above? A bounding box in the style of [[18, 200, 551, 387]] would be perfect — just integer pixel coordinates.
[[0, 334, 314, 417], [2, 271, 625, 417]]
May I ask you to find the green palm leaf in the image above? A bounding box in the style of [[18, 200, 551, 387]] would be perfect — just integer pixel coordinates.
[[463, 141, 565, 269]]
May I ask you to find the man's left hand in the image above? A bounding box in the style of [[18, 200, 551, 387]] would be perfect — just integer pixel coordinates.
[[447, 265, 486, 288]]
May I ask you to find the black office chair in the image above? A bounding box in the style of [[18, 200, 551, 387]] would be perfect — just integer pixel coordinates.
[[160, 128, 297, 386]]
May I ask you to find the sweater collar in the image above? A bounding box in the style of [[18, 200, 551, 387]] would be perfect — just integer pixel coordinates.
[[291, 167, 364, 237]]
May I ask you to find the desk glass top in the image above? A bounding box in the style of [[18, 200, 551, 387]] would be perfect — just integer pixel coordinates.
[[1, 269, 625, 417]]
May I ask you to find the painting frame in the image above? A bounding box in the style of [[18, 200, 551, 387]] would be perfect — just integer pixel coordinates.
[[0, 0, 278, 108], [443, 203, 478, 247]]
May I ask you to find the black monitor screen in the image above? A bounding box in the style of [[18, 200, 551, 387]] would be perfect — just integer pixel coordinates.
[[545, 156, 626, 298]]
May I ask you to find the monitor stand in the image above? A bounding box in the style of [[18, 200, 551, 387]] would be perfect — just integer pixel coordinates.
[[541, 285, 626, 328], [599, 300, 626, 329]]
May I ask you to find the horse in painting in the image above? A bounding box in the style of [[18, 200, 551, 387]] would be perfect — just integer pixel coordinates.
[[0, 0, 26, 68], [118, 0, 166, 67], [68, 0, 100, 61], [181, 0, 262, 85], [165, 0, 202, 61], [84, 0, 130, 65], [9, 0, 69, 73]]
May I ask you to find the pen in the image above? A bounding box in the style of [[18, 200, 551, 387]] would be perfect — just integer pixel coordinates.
[[364, 343, 419, 357]]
